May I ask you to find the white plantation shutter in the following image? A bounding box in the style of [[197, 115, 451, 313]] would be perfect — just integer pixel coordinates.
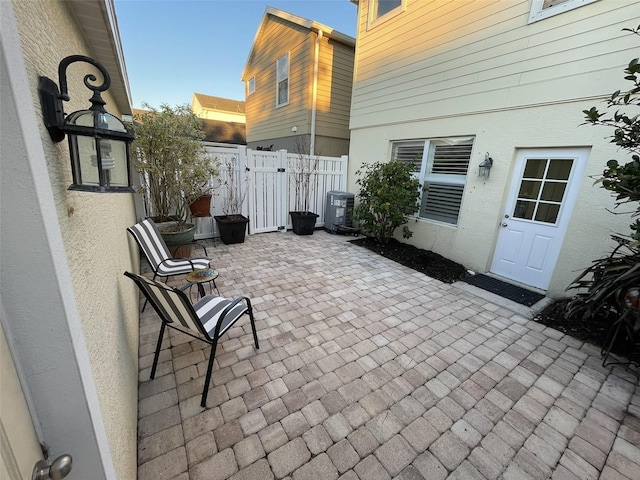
[[393, 137, 473, 225], [421, 183, 465, 224], [431, 143, 472, 175], [392, 141, 425, 174]]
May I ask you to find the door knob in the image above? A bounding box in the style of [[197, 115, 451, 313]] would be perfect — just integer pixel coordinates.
[[501, 223, 508, 227], [504, 214, 510, 218], [32, 455, 72, 480]]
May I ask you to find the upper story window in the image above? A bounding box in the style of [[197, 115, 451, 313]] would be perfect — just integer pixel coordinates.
[[392, 137, 474, 225], [247, 77, 255, 96], [528, 0, 598, 23], [276, 53, 289, 107], [369, 0, 405, 28]]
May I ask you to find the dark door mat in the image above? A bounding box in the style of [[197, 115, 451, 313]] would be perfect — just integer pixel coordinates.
[[462, 274, 545, 307]]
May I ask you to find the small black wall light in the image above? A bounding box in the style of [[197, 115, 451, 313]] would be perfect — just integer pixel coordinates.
[[39, 55, 135, 192], [478, 153, 493, 178]]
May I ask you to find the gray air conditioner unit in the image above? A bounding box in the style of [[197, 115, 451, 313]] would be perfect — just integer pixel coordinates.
[[325, 191, 356, 234]]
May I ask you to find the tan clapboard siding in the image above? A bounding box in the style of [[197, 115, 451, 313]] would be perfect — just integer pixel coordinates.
[[351, 0, 638, 128], [315, 37, 354, 139], [245, 16, 311, 142]]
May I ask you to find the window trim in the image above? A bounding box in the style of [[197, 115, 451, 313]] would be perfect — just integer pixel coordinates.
[[368, 0, 406, 29], [392, 137, 474, 226], [247, 76, 255, 96], [276, 53, 289, 108], [528, 0, 599, 24]]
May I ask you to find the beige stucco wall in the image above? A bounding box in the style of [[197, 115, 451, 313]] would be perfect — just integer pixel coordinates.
[[11, 1, 139, 478], [347, 100, 630, 298]]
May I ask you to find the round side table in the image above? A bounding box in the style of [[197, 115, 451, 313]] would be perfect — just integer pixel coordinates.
[[185, 268, 220, 299]]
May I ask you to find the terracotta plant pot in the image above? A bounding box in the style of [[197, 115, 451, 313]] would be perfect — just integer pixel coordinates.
[[189, 194, 212, 217]]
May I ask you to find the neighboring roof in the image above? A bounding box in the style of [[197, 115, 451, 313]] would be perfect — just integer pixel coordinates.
[[131, 108, 149, 120], [67, 0, 132, 115], [193, 94, 245, 114], [132, 108, 246, 145], [242, 7, 356, 80], [201, 119, 246, 145]]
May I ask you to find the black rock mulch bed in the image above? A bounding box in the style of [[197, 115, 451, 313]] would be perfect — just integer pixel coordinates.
[[349, 237, 469, 284]]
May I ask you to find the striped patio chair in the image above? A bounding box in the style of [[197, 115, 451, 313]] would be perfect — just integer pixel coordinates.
[[127, 219, 211, 279], [127, 219, 211, 310], [125, 271, 259, 407]]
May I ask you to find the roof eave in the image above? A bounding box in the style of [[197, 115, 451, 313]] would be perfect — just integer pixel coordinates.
[[67, 0, 132, 115]]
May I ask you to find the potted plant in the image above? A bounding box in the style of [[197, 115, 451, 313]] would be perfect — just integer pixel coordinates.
[[214, 155, 249, 244], [289, 136, 319, 235], [133, 103, 219, 251]]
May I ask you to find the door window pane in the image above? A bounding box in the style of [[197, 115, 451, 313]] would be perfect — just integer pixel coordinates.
[[535, 203, 560, 223], [518, 181, 541, 200], [540, 182, 567, 202], [514, 200, 535, 220], [523, 159, 546, 179], [546, 159, 573, 180]]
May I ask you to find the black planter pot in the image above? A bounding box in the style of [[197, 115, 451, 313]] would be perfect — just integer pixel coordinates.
[[214, 215, 249, 244], [290, 211, 319, 235]]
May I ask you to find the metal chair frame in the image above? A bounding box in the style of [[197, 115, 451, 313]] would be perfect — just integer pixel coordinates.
[[125, 271, 259, 407], [127, 219, 211, 310]]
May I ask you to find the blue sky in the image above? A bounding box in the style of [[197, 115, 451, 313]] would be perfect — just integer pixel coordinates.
[[114, 0, 358, 109]]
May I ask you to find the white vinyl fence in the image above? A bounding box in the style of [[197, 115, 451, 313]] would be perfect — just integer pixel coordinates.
[[190, 144, 348, 239]]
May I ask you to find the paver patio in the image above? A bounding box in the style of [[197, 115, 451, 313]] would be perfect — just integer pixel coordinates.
[[136, 231, 640, 480]]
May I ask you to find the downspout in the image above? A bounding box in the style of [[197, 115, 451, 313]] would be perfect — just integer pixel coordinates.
[[310, 29, 323, 156]]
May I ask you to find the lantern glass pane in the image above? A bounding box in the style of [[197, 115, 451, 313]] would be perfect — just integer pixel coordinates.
[[106, 139, 130, 187], [67, 110, 93, 127], [74, 135, 100, 186], [66, 110, 128, 132], [98, 112, 128, 132]]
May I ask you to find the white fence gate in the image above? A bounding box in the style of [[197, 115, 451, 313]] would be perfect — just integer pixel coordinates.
[[192, 144, 348, 239]]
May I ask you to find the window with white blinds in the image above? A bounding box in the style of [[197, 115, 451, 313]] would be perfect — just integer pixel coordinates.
[[528, 0, 598, 23], [392, 137, 474, 225]]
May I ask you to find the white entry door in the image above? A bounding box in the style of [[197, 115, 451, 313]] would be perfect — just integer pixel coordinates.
[[490, 148, 589, 290]]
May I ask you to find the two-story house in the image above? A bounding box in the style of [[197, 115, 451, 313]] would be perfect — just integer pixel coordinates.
[[242, 7, 355, 156], [347, 0, 640, 297]]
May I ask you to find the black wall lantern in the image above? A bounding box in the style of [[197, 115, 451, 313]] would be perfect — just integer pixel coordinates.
[[39, 55, 135, 192], [478, 153, 493, 178]]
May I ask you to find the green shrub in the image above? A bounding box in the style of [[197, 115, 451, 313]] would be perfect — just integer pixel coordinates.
[[582, 25, 640, 240], [568, 25, 640, 326], [354, 160, 420, 244]]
